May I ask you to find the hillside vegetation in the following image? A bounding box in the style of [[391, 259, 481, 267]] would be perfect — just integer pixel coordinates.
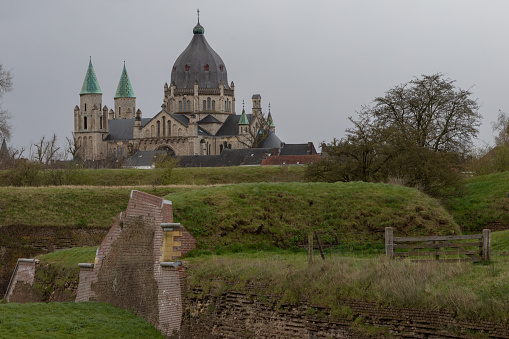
[[168, 182, 459, 250], [445, 172, 509, 232]]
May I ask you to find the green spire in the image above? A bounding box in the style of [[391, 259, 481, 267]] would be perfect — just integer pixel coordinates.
[[267, 112, 275, 128], [114, 63, 135, 98], [80, 58, 102, 95], [238, 108, 249, 125]]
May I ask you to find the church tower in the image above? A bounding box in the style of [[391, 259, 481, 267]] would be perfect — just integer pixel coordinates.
[[114, 63, 136, 119], [74, 58, 108, 161]]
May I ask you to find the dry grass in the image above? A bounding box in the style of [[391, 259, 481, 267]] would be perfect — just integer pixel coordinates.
[[187, 252, 509, 322]]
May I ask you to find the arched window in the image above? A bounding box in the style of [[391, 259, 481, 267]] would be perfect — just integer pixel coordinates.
[[145, 130, 149, 138], [204, 64, 209, 71], [202, 100, 206, 111], [157, 121, 161, 137], [220, 65, 224, 72], [119, 107, 121, 117], [162, 117, 166, 136], [100, 116, 103, 129], [179, 101, 182, 112], [84, 117, 87, 130], [220, 144, 223, 152], [185, 64, 189, 71], [212, 100, 215, 111], [151, 125, 155, 138], [187, 100, 191, 111], [178, 128, 182, 136], [173, 124, 176, 136], [207, 97, 211, 110], [84, 103, 87, 112], [168, 121, 171, 136]]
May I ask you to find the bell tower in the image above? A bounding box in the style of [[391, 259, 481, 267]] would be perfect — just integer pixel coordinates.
[[74, 58, 108, 161]]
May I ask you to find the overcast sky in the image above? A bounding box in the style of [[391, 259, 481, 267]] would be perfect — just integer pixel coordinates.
[[1, 0, 508, 153]]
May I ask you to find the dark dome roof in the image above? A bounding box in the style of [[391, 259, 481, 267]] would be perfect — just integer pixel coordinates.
[[171, 24, 229, 90]]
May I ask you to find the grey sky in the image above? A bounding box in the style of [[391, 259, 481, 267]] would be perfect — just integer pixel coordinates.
[[1, 0, 508, 153]]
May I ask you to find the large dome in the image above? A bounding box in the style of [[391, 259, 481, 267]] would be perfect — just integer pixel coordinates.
[[170, 23, 230, 89]]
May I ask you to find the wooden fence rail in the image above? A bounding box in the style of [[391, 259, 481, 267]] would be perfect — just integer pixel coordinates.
[[385, 227, 490, 262]]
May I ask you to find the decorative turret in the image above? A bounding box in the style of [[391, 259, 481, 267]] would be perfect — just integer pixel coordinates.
[[102, 105, 108, 131], [114, 62, 136, 119], [267, 105, 276, 134]]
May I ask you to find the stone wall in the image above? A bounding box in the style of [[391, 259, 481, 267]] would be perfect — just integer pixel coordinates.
[[4, 259, 37, 303], [176, 287, 509, 339]]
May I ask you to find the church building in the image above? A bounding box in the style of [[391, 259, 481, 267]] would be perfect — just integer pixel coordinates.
[[74, 18, 280, 161]]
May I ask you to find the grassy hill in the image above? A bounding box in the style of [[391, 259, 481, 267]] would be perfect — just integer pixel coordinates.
[[167, 181, 459, 251], [0, 186, 191, 228], [445, 172, 509, 232]]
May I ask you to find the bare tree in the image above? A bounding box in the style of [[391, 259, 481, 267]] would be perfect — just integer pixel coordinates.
[[33, 134, 61, 165], [0, 64, 13, 141], [65, 133, 81, 161]]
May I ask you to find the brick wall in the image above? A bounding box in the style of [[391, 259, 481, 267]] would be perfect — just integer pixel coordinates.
[[75, 190, 196, 337], [177, 287, 509, 338]]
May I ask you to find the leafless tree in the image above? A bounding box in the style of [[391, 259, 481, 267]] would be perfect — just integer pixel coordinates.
[[65, 133, 81, 161], [33, 134, 61, 165], [0, 64, 13, 141]]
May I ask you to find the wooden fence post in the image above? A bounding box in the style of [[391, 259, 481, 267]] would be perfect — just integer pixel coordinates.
[[482, 229, 491, 261], [314, 231, 325, 261], [308, 232, 313, 265], [385, 227, 394, 259]]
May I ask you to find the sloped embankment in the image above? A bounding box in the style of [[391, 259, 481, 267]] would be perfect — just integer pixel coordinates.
[[168, 181, 459, 250]]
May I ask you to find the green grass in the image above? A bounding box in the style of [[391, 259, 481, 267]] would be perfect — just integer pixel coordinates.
[[445, 172, 509, 232], [168, 181, 459, 250], [0, 165, 305, 187], [36, 246, 98, 269], [0, 302, 163, 338]]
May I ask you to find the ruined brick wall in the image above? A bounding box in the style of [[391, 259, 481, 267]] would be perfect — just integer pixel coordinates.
[[75, 190, 196, 337], [177, 287, 509, 339], [0, 225, 107, 297]]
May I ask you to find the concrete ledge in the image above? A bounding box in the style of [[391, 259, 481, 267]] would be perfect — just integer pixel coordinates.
[[160, 261, 182, 268], [18, 258, 35, 263], [161, 223, 181, 232], [78, 263, 94, 268]]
